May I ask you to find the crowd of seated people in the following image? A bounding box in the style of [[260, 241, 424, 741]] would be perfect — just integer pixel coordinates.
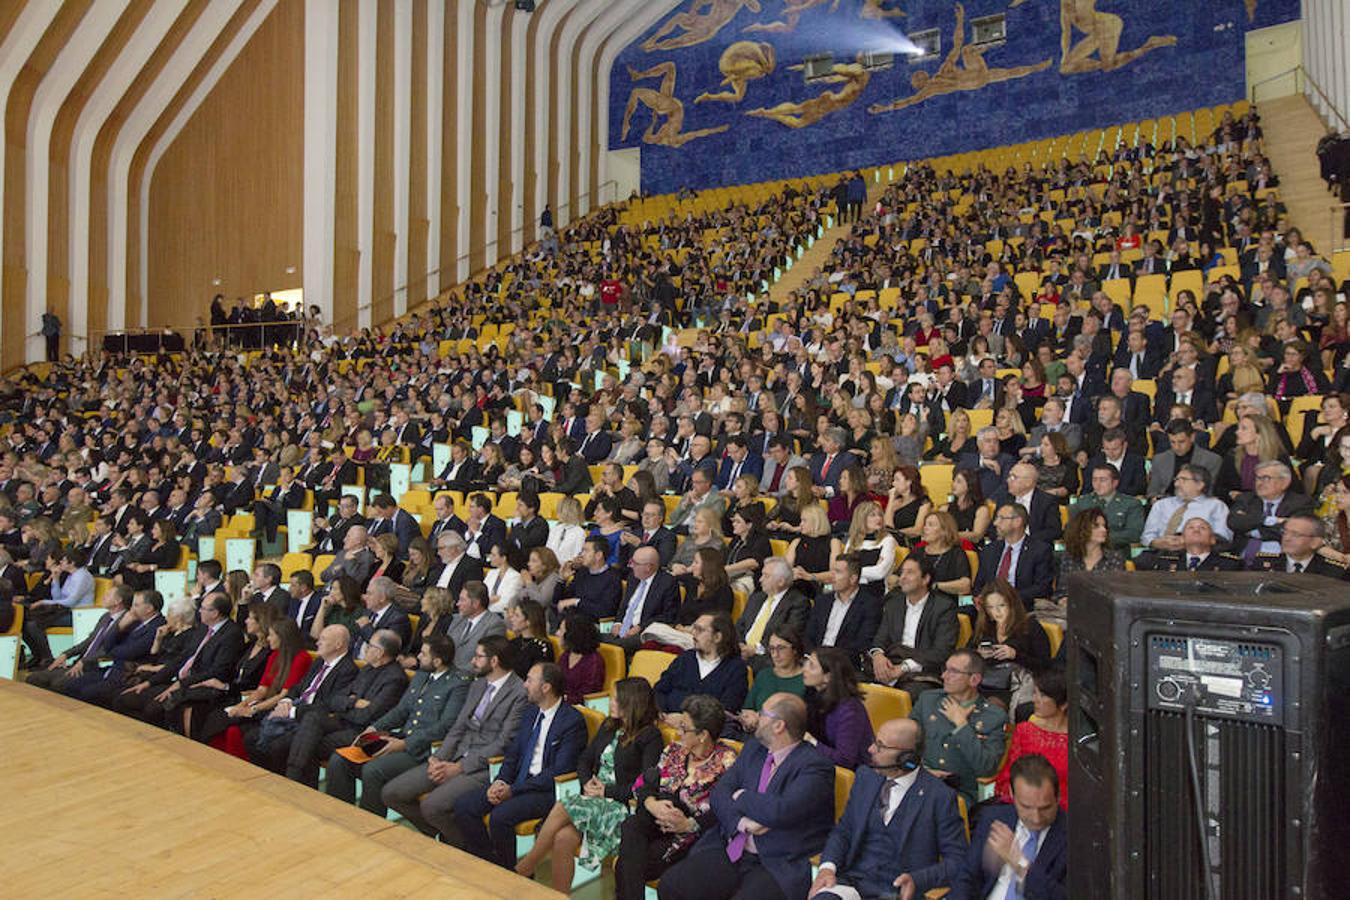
[[2, 103, 1347, 896]]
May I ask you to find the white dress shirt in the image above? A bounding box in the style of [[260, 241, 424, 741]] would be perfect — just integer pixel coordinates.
[[985, 820, 1042, 900], [823, 592, 857, 646], [528, 701, 562, 776]]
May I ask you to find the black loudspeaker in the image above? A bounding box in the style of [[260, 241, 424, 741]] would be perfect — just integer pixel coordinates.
[[1066, 572, 1350, 900]]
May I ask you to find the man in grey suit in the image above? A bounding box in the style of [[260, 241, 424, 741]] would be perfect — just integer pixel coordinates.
[[382, 634, 527, 841], [1023, 397, 1083, 457], [445, 581, 507, 678], [759, 436, 807, 497], [1146, 419, 1222, 499], [735, 558, 811, 671], [320, 524, 375, 586]]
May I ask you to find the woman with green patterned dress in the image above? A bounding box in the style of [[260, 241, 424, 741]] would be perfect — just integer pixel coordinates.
[[514, 677, 663, 891]]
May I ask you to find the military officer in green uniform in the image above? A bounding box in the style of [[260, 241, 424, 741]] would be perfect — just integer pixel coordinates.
[[909, 648, 1008, 805], [325, 632, 468, 816], [1069, 464, 1145, 549]]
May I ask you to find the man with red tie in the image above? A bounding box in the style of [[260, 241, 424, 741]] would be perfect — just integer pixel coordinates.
[[973, 504, 1056, 606], [810, 428, 858, 500], [656, 693, 834, 900]]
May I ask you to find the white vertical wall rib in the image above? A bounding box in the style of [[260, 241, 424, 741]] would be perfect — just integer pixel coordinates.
[[553, 0, 609, 228], [530, 0, 576, 237], [0, 1, 62, 356], [576, 0, 649, 219], [508, 11, 528, 254], [481, 3, 504, 266], [304, 0, 340, 323], [25, 0, 130, 362], [453, 0, 473, 281], [356, 0, 376, 327], [109, 0, 243, 330], [391, 0, 411, 313], [70, 1, 184, 355], [424, 0, 444, 296], [140, 0, 276, 328]]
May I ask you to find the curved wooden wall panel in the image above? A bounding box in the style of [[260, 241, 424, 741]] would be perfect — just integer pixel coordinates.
[[0, 0, 684, 369]]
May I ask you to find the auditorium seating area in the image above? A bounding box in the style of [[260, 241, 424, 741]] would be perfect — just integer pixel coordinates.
[[4, 96, 1348, 898]]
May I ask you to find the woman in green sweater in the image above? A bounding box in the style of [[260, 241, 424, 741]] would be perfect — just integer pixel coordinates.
[[735, 623, 806, 732]]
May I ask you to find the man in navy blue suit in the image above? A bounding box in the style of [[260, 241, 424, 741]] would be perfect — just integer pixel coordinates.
[[949, 755, 1067, 900], [989, 463, 1063, 545], [658, 692, 835, 900], [452, 661, 586, 869], [974, 504, 1056, 605], [716, 435, 765, 492], [810, 717, 968, 900], [810, 428, 859, 500], [957, 428, 1015, 500], [367, 494, 422, 559]]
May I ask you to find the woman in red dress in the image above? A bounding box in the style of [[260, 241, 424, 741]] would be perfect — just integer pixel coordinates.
[[208, 619, 311, 759], [994, 668, 1070, 809]]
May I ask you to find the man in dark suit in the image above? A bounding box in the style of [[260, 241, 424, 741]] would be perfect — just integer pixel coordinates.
[[868, 555, 960, 691], [635, 499, 678, 568], [575, 409, 615, 464], [427, 493, 464, 544], [657, 693, 834, 900], [991, 462, 1064, 544], [932, 363, 969, 412], [974, 503, 1057, 604], [949, 755, 1068, 900], [64, 588, 166, 704], [806, 557, 883, 666], [26, 584, 134, 692], [811, 718, 968, 900], [325, 632, 468, 818], [252, 467, 306, 543], [253, 625, 402, 785], [1112, 330, 1163, 380], [83, 515, 120, 576], [507, 493, 550, 553], [367, 494, 422, 559], [249, 562, 291, 617], [1134, 518, 1243, 573], [113, 592, 246, 727], [430, 531, 485, 598], [734, 558, 811, 671], [1227, 462, 1315, 562], [603, 547, 679, 655], [958, 428, 1015, 499], [716, 435, 765, 492], [452, 661, 587, 869], [1145, 419, 1223, 499], [1153, 367, 1218, 428], [352, 576, 413, 654], [553, 438, 594, 495], [432, 441, 480, 492], [809, 428, 858, 499], [286, 571, 325, 644], [307, 493, 365, 557], [1247, 513, 1346, 578], [1084, 428, 1149, 498]]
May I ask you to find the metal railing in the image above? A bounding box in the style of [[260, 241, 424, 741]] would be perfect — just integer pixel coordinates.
[[1249, 65, 1350, 133]]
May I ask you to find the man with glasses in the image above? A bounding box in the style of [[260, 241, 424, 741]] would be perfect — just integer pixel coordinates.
[[909, 650, 1008, 806], [810, 718, 967, 900], [1249, 514, 1347, 577], [1140, 464, 1232, 553], [381, 634, 528, 842], [973, 505, 1055, 608], [735, 557, 810, 671], [1227, 461, 1314, 563]]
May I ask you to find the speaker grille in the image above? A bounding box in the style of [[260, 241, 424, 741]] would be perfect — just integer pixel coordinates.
[[1144, 710, 1286, 899]]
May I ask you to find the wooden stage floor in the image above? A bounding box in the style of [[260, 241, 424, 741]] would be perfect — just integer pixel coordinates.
[[0, 680, 559, 898]]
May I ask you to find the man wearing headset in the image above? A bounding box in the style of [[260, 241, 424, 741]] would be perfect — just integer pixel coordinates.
[[809, 718, 969, 900]]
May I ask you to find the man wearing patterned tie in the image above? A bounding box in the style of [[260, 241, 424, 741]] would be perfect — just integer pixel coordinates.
[[452, 662, 586, 868], [26, 583, 133, 691], [657, 693, 834, 900], [809, 718, 968, 900], [948, 754, 1067, 900]]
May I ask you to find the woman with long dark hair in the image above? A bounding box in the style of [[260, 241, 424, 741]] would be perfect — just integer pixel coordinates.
[[515, 677, 663, 890], [802, 646, 874, 770]]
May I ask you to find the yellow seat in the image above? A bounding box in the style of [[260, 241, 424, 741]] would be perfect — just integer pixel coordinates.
[[280, 552, 311, 581], [731, 590, 748, 622], [919, 464, 954, 502], [311, 554, 335, 582], [535, 492, 562, 520], [833, 766, 855, 821], [1041, 621, 1064, 658], [1286, 395, 1323, 448], [587, 642, 627, 701], [769, 539, 789, 557], [859, 683, 913, 733], [957, 612, 972, 649], [629, 650, 677, 686]]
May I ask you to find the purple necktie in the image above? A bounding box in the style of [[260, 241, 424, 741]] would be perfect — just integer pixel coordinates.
[[727, 752, 778, 862]]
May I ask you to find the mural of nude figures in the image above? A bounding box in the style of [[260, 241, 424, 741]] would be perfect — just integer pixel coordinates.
[[622, 62, 731, 147], [643, 0, 763, 52], [748, 54, 872, 126]]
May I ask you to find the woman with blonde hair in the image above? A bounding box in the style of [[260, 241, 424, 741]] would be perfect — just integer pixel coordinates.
[[224, 569, 252, 624], [865, 435, 899, 494], [925, 407, 974, 463], [1216, 341, 1267, 420], [831, 500, 898, 598], [547, 496, 587, 566], [1215, 413, 1289, 499], [669, 507, 725, 576], [787, 503, 833, 598], [398, 586, 455, 668]]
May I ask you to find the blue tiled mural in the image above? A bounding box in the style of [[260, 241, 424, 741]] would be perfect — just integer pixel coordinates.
[[609, 0, 1301, 194]]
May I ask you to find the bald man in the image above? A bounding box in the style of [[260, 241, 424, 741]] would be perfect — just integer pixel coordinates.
[[812, 719, 967, 899], [991, 462, 1063, 544], [658, 692, 835, 900]]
